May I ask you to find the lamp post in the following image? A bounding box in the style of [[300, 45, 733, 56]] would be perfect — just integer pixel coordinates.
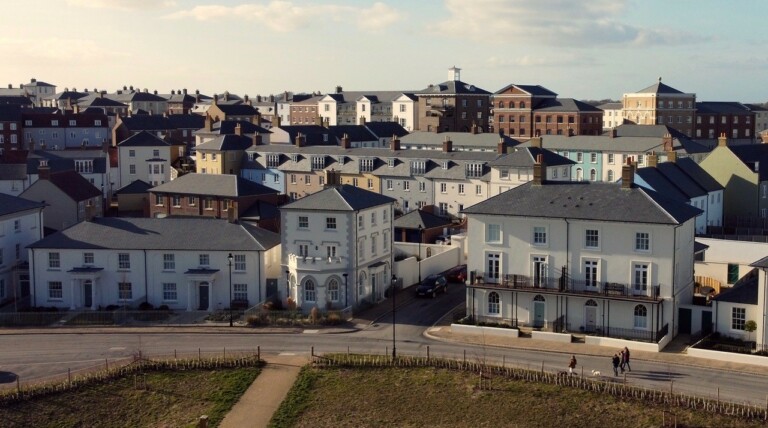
[[342, 273, 348, 308], [417, 225, 423, 284], [227, 253, 233, 327], [391, 274, 397, 359]]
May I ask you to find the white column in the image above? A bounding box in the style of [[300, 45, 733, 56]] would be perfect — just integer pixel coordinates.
[[70, 279, 77, 310], [209, 279, 215, 312], [187, 281, 194, 311], [91, 278, 97, 310]]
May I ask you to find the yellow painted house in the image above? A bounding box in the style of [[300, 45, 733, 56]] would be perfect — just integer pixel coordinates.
[[195, 125, 254, 175], [699, 134, 768, 218]]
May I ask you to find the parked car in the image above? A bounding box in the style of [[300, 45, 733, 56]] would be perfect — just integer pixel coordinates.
[[445, 264, 467, 283], [416, 274, 448, 298]]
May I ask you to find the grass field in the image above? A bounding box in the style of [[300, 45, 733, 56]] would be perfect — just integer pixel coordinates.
[[271, 366, 765, 428], [1, 367, 260, 428]]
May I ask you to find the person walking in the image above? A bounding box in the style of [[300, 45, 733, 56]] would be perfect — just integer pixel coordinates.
[[568, 355, 577, 376], [622, 347, 631, 372], [619, 349, 625, 373], [611, 353, 620, 376]]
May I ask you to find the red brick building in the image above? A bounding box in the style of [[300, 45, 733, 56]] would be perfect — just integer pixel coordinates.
[[695, 102, 756, 141]]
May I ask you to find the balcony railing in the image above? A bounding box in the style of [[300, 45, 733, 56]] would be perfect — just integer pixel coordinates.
[[288, 253, 346, 269], [470, 272, 662, 302]]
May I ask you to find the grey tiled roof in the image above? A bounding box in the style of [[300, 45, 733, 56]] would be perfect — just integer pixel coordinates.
[[488, 147, 575, 168], [696, 102, 752, 115], [635, 167, 688, 201], [462, 181, 702, 225], [534, 98, 602, 113], [0, 193, 45, 216], [114, 179, 151, 195], [120, 114, 205, 131], [195, 134, 253, 151], [0, 163, 27, 180], [150, 173, 277, 198], [634, 81, 686, 94], [281, 184, 394, 211], [393, 209, 451, 229], [655, 162, 707, 198], [494, 84, 557, 96], [214, 103, 259, 115], [675, 158, 722, 192], [400, 131, 517, 151], [28, 217, 280, 252], [597, 102, 622, 110], [327, 125, 377, 142], [750, 255, 768, 268], [118, 131, 171, 147], [713, 268, 758, 304], [364, 122, 409, 139], [728, 144, 768, 181], [27, 151, 108, 174], [417, 80, 491, 95]]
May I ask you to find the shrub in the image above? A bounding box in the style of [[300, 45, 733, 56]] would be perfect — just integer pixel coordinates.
[[105, 305, 119, 311], [138, 302, 154, 311], [286, 297, 297, 311], [158, 304, 170, 311], [323, 312, 342, 326], [246, 314, 269, 326], [309, 306, 320, 324], [263, 301, 274, 311]]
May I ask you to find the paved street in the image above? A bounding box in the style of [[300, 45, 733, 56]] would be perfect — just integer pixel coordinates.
[[1, 283, 768, 407]]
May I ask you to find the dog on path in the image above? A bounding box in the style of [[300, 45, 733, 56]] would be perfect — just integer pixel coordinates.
[[591, 370, 601, 377]]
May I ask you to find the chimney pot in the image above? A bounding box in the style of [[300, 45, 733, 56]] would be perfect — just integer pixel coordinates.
[[497, 138, 507, 155], [442, 136, 453, 153], [390, 134, 401, 151], [622, 156, 635, 188], [530, 136, 542, 148], [532, 153, 545, 185], [718, 132, 728, 147]]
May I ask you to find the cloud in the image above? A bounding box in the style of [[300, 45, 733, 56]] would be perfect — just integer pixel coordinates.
[[66, 0, 176, 10], [164, 1, 403, 32], [430, 0, 707, 47], [0, 37, 126, 63], [487, 54, 596, 68]]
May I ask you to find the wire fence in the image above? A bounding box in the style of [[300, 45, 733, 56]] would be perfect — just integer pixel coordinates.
[[311, 348, 768, 422]]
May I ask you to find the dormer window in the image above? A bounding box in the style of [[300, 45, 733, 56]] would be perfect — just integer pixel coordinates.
[[291, 154, 299, 163], [312, 156, 325, 170], [338, 155, 345, 165], [466, 163, 483, 178], [267, 154, 280, 167], [360, 158, 375, 172], [410, 160, 426, 175], [442, 161, 449, 170], [388, 158, 395, 168]]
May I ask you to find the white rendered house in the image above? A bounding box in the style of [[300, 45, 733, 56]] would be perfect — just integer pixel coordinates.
[[462, 161, 701, 348], [0, 194, 44, 305]]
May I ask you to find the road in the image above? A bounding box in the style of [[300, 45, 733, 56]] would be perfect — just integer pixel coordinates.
[[1, 283, 767, 406]]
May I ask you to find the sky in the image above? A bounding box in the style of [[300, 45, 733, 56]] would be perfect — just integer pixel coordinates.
[[2, 0, 768, 102]]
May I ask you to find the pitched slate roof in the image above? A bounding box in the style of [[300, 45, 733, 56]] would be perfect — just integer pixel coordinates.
[[394, 209, 451, 229], [150, 173, 277, 198], [635, 167, 688, 201], [118, 130, 171, 147], [213, 120, 271, 135], [46, 170, 102, 201], [278, 125, 334, 146], [120, 114, 204, 131], [487, 147, 574, 168], [463, 181, 702, 225], [750, 255, 768, 268], [281, 184, 394, 211], [696, 102, 752, 115], [214, 103, 259, 116], [400, 131, 517, 151], [635, 81, 686, 94], [327, 125, 377, 142], [0, 163, 27, 180], [364, 122, 409, 139], [240, 200, 280, 220], [713, 268, 758, 304], [534, 98, 602, 112], [0, 193, 44, 216], [27, 151, 108, 175], [655, 162, 707, 198], [597, 102, 623, 110], [728, 144, 768, 181], [28, 217, 280, 252], [494, 84, 557, 97], [675, 158, 722, 192], [114, 179, 152, 195], [417, 80, 491, 95], [0, 96, 33, 107], [0, 104, 22, 121], [195, 134, 253, 151]]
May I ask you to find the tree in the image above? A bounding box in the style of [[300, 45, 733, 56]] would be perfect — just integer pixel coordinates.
[[744, 320, 757, 344]]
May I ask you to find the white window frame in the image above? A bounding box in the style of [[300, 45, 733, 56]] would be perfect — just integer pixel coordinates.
[[634, 232, 650, 252], [731, 307, 746, 331], [163, 283, 178, 302], [48, 281, 63, 300], [234, 254, 246, 271], [486, 224, 501, 243], [584, 229, 599, 249], [163, 253, 175, 271], [118, 282, 132, 301], [532, 226, 547, 246], [118, 253, 130, 270]]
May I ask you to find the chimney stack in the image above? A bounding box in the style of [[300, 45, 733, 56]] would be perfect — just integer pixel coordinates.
[[272, 115, 282, 128], [622, 156, 634, 189], [666, 150, 677, 163], [442, 135, 453, 153], [204, 114, 212, 132], [252, 132, 262, 146], [234, 123, 243, 136], [718, 132, 728, 147], [38, 159, 50, 180], [341, 133, 350, 149], [295, 132, 305, 147], [213, 94, 218, 105], [610, 128, 617, 138], [497, 137, 507, 155], [532, 153, 545, 185], [530, 135, 542, 148], [648, 153, 658, 168], [390, 134, 401, 151], [662, 133, 673, 151]]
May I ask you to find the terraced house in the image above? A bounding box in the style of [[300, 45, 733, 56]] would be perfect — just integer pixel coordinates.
[[463, 161, 701, 349]]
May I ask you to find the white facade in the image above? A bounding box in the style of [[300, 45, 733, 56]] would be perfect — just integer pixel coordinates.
[[488, 165, 570, 196], [392, 94, 418, 132], [118, 144, 172, 188], [0, 206, 43, 303], [318, 96, 339, 126], [432, 177, 488, 218]]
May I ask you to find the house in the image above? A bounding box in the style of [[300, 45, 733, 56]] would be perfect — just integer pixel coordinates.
[[21, 78, 56, 107], [711, 267, 762, 347], [195, 127, 255, 175], [462, 160, 701, 348], [194, 117, 271, 148], [317, 89, 415, 127], [113, 113, 204, 153], [0, 163, 28, 196], [27, 217, 281, 311], [148, 173, 280, 222], [699, 134, 768, 219], [416, 67, 492, 133], [106, 88, 168, 115], [599, 102, 624, 130], [117, 130, 182, 188], [393, 209, 453, 243], [26, 148, 112, 199], [622, 78, 696, 137], [206, 94, 260, 122], [19, 161, 102, 232], [0, 104, 23, 154], [0, 193, 45, 306], [695, 102, 756, 142], [487, 142, 575, 196], [113, 179, 151, 216], [280, 182, 396, 311], [21, 110, 109, 150]]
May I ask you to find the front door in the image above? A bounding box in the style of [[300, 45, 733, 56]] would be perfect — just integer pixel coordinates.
[[19, 274, 30, 297], [584, 304, 597, 332], [584, 260, 598, 290], [371, 274, 377, 301], [533, 297, 545, 328], [678, 307, 692, 335], [83, 280, 93, 308], [702, 310, 713, 335], [199, 283, 209, 310]]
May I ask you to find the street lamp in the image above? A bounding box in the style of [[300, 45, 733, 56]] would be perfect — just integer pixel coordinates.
[[417, 225, 423, 284], [391, 274, 398, 359], [227, 253, 233, 327]]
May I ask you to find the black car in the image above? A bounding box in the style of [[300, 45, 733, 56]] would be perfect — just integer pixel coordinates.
[[416, 274, 448, 298]]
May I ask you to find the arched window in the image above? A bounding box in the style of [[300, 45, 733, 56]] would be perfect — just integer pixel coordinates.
[[328, 279, 339, 302], [498, 101, 504, 108], [519, 102, 526, 109], [488, 292, 500, 314], [304, 280, 316, 302], [510, 101, 515, 108], [533, 294, 545, 302], [607, 170, 614, 182], [585, 299, 597, 307], [634, 304, 647, 328], [576, 168, 583, 181], [590, 169, 596, 181]]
